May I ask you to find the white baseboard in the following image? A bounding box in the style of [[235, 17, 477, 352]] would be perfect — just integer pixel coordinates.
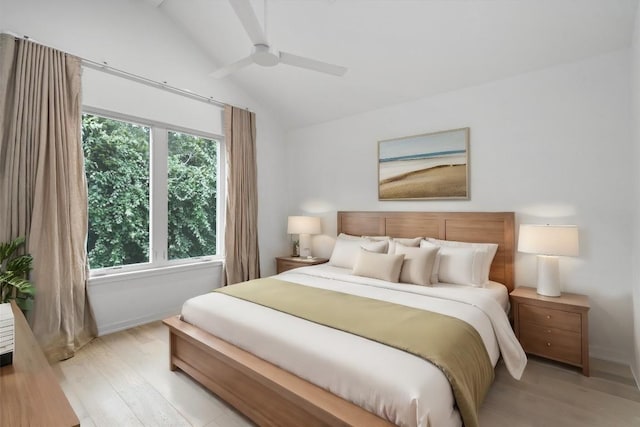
[[632, 362, 640, 390], [96, 306, 181, 336]]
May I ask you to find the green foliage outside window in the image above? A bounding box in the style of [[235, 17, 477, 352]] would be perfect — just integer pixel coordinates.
[[83, 114, 150, 269], [82, 114, 217, 270], [168, 131, 217, 260]]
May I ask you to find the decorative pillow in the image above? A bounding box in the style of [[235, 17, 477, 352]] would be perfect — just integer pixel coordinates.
[[364, 235, 391, 242], [362, 239, 388, 253], [435, 246, 487, 287], [420, 240, 441, 283], [393, 237, 423, 246], [337, 232, 364, 241], [352, 249, 405, 283], [329, 237, 388, 269], [394, 243, 439, 286], [390, 237, 422, 254], [427, 238, 498, 285], [366, 236, 423, 254]]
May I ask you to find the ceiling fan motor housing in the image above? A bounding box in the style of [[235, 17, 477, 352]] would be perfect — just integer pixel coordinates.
[[252, 44, 279, 66]]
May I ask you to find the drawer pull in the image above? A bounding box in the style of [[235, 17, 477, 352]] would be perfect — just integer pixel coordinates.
[[546, 315, 551, 319], [546, 329, 552, 333], [546, 342, 551, 347]]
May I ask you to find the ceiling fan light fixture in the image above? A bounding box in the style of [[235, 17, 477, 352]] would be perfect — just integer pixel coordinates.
[[252, 44, 279, 67]]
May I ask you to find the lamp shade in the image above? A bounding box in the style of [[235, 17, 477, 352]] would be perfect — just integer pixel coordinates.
[[518, 224, 579, 257], [287, 216, 321, 235]]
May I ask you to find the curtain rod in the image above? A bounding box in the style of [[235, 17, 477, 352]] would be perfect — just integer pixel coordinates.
[[5, 32, 246, 110], [81, 58, 226, 108]]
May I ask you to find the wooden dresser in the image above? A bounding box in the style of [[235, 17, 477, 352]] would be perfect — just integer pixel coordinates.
[[276, 256, 329, 274], [0, 301, 79, 426], [511, 286, 590, 376]]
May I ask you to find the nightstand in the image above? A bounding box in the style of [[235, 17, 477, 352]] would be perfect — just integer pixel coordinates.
[[510, 286, 590, 376], [276, 256, 328, 274]]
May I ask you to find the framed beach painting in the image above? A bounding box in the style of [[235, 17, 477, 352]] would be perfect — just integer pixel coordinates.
[[378, 127, 469, 200]]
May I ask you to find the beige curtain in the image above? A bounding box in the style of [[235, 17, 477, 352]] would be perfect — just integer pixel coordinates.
[[224, 105, 260, 285], [0, 34, 95, 361]]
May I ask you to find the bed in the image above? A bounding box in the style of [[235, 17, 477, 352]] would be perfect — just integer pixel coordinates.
[[163, 211, 525, 427]]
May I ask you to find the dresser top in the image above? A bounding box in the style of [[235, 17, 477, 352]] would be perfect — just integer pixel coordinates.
[[0, 301, 79, 426]]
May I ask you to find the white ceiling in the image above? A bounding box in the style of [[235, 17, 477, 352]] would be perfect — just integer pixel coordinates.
[[158, 0, 638, 130]]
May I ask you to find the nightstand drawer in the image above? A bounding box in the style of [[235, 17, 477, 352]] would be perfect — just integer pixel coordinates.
[[277, 260, 304, 273], [276, 257, 329, 274], [520, 323, 582, 364], [520, 304, 581, 333]]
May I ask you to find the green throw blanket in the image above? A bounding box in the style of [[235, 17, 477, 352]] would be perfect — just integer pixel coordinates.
[[216, 278, 494, 427]]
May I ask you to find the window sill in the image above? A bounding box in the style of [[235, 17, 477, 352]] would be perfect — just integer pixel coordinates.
[[88, 259, 224, 287]]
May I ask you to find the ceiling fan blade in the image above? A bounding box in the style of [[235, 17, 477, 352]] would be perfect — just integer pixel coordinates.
[[279, 52, 347, 76], [209, 55, 254, 78], [228, 0, 267, 46]]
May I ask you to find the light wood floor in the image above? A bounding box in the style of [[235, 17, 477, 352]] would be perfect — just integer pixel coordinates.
[[53, 321, 640, 427]]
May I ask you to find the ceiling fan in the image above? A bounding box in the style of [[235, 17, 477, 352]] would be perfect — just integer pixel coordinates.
[[210, 0, 347, 78]]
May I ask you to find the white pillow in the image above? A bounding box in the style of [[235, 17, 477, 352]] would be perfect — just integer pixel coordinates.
[[329, 238, 388, 269], [352, 249, 405, 283], [426, 238, 498, 285], [435, 246, 487, 287], [420, 240, 441, 284], [394, 243, 439, 286]]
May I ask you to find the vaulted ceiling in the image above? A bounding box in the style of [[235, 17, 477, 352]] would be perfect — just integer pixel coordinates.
[[157, 0, 638, 129]]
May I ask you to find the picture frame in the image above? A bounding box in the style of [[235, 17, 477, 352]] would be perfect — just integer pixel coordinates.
[[378, 127, 470, 200]]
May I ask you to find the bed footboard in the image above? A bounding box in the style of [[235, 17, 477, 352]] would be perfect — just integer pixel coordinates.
[[163, 315, 393, 427]]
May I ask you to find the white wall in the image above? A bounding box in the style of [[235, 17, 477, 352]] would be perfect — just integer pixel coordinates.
[[1, 0, 289, 334], [631, 5, 640, 386], [89, 263, 223, 335], [287, 50, 634, 364]]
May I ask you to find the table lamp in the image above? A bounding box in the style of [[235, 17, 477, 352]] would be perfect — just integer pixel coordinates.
[[518, 224, 579, 297], [287, 216, 321, 258]]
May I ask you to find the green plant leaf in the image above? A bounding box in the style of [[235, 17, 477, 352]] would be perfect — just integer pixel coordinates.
[[6, 254, 33, 272], [15, 296, 33, 311], [16, 283, 35, 295], [0, 236, 25, 261], [0, 237, 34, 304]]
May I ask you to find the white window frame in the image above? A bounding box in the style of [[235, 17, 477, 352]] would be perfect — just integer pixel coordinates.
[[83, 107, 225, 277]]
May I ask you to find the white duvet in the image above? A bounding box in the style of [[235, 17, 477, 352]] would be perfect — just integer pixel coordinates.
[[181, 264, 527, 427]]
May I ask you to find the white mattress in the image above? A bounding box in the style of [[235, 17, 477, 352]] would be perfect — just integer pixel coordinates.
[[181, 265, 526, 427]]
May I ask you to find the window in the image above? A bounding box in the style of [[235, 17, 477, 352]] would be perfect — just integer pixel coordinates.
[[83, 114, 150, 269], [167, 131, 218, 260], [82, 112, 222, 273]]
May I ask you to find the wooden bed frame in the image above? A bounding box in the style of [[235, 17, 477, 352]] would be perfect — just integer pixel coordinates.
[[163, 211, 515, 426]]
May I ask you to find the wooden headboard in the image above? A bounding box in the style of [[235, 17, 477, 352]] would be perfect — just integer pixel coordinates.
[[337, 211, 515, 292]]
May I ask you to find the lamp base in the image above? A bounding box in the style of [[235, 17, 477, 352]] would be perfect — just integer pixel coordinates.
[[299, 233, 312, 258], [536, 255, 561, 297]]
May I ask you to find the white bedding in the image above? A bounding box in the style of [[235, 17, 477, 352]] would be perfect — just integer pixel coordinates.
[[314, 264, 511, 313], [181, 264, 526, 427]]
